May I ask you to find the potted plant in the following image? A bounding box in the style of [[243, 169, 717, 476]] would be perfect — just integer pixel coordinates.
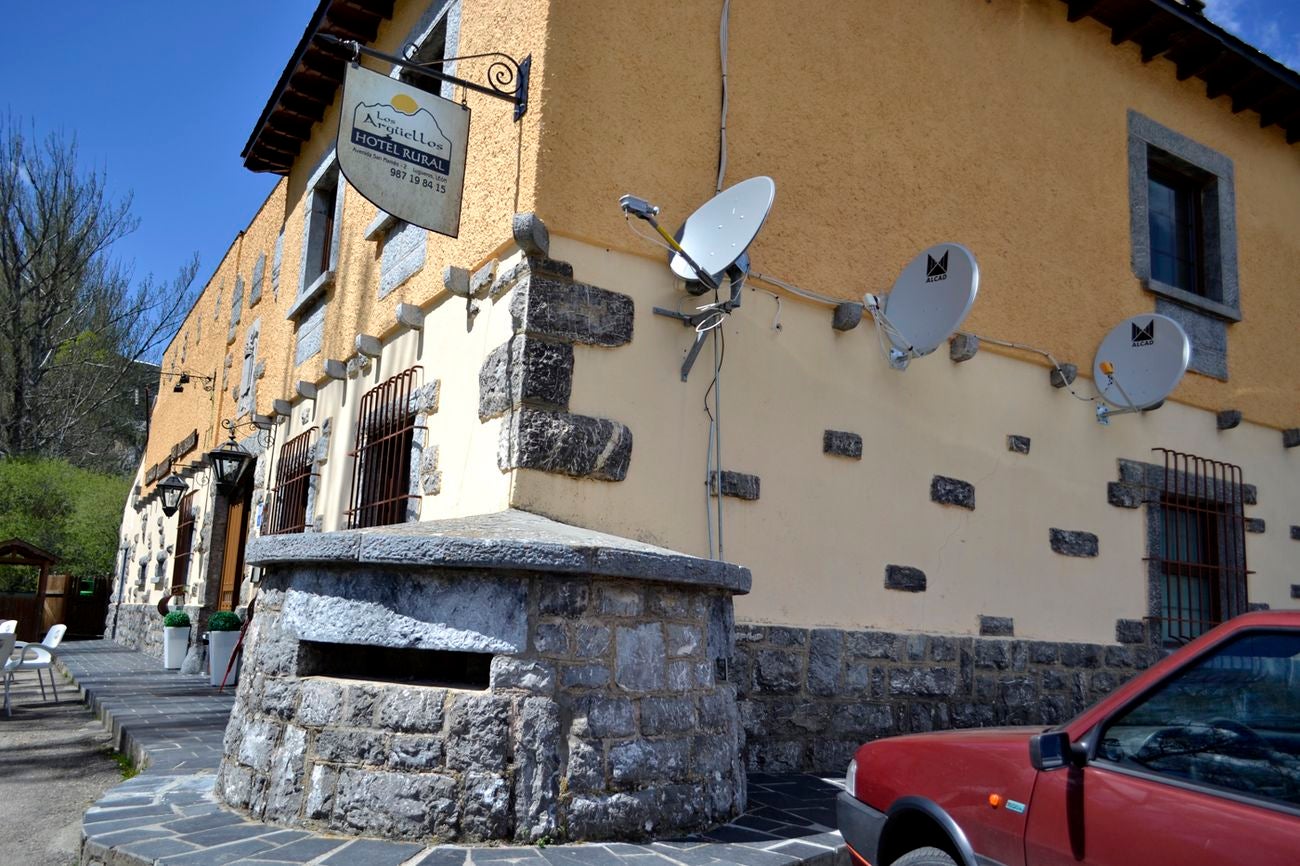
[[207, 611, 243, 687], [162, 610, 191, 670]]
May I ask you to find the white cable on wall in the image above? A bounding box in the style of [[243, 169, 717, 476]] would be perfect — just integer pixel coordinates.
[[717, 0, 730, 194]]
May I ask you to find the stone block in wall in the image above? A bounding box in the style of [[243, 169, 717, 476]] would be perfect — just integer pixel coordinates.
[[446, 694, 510, 774], [1050, 528, 1099, 557], [499, 408, 632, 482], [833, 302, 863, 331], [1216, 409, 1241, 430], [949, 333, 979, 362], [931, 475, 975, 510], [640, 696, 697, 735], [332, 769, 459, 839], [884, 564, 926, 593], [754, 649, 803, 694], [1050, 363, 1077, 388], [514, 696, 560, 841], [1107, 482, 1144, 509], [708, 471, 760, 501], [615, 624, 665, 692], [823, 430, 863, 459], [1114, 619, 1147, 644], [1291, 525, 1300, 541], [508, 267, 634, 347], [807, 629, 842, 696], [478, 334, 574, 420], [978, 616, 1014, 637], [1007, 435, 1031, 454], [1244, 517, 1264, 533], [1284, 428, 1300, 448]]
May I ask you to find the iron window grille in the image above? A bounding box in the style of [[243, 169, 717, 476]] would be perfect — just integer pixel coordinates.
[[266, 427, 318, 535], [346, 366, 424, 530], [1146, 448, 1251, 646], [170, 491, 197, 588]]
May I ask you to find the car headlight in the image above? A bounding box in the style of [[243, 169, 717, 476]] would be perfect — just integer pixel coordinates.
[[845, 757, 857, 798]]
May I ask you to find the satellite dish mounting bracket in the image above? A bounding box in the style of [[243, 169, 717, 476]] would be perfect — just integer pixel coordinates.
[[653, 264, 747, 381]]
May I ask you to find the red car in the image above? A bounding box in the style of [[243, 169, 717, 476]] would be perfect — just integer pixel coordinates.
[[838, 611, 1300, 866]]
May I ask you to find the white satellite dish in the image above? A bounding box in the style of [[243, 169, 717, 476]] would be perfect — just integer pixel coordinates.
[[1092, 313, 1190, 422], [669, 176, 776, 285], [868, 243, 979, 369]]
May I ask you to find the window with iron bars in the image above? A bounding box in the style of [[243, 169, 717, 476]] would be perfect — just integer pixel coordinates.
[[1147, 448, 1250, 646], [266, 428, 318, 535], [170, 491, 197, 587], [347, 367, 423, 530]]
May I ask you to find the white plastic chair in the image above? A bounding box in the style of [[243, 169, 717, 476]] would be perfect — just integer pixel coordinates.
[[2, 633, 50, 716], [12, 623, 66, 704]]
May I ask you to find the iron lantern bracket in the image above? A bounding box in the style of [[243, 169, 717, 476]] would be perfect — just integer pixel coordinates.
[[317, 33, 530, 121]]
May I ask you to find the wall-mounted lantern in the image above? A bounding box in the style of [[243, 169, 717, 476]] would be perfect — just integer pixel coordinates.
[[208, 420, 253, 496], [158, 474, 189, 517]]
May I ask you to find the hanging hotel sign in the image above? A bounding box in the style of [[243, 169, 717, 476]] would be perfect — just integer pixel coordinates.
[[337, 62, 471, 238]]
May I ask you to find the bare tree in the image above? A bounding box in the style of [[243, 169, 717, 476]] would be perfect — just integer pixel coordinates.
[[0, 117, 198, 470]]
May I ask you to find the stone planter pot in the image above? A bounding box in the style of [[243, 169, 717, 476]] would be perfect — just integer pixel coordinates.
[[208, 630, 241, 687], [162, 626, 189, 670]]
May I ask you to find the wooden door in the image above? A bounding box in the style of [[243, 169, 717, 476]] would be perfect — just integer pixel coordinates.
[[218, 489, 250, 611]]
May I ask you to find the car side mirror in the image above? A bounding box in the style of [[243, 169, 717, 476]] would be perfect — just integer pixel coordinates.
[[1029, 731, 1086, 770]]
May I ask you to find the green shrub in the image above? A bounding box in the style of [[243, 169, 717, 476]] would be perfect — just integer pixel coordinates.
[[162, 610, 190, 628], [207, 611, 242, 631]]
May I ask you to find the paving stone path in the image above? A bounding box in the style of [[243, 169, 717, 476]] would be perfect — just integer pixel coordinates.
[[58, 642, 848, 866]]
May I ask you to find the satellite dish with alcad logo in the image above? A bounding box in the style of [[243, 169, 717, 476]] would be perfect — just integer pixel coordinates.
[[870, 243, 979, 369], [1092, 313, 1190, 418], [669, 176, 776, 287]]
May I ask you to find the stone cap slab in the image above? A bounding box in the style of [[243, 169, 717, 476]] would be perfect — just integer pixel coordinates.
[[248, 509, 751, 594]]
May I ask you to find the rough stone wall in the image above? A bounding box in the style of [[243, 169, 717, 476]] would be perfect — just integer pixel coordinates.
[[216, 571, 743, 844], [104, 603, 164, 659], [105, 602, 205, 661], [733, 622, 1162, 774]]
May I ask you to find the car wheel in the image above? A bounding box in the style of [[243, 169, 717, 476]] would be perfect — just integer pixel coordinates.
[[893, 846, 958, 866]]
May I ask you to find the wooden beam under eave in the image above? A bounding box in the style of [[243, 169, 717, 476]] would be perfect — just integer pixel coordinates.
[[325, 4, 383, 39], [1206, 66, 1248, 101], [1232, 80, 1279, 115], [1174, 45, 1221, 81], [1110, 10, 1158, 47], [1140, 29, 1177, 63], [1268, 107, 1300, 134], [278, 91, 330, 124], [1065, 0, 1103, 23]]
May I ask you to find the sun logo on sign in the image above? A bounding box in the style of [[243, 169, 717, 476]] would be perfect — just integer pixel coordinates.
[[390, 93, 420, 115]]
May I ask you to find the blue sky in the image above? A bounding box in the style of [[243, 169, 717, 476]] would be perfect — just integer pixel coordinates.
[[1204, 0, 1300, 71], [0, 2, 1295, 308], [0, 2, 315, 294]]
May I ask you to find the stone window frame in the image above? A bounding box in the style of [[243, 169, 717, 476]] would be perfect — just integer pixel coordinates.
[[346, 367, 428, 530], [236, 320, 261, 419], [1127, 110, 1239, 380], [1110, 457, 1255, 647], [287, 153, 344, 323]]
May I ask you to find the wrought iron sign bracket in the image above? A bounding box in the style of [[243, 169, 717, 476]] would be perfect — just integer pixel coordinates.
[[318, 33, 530, 121]]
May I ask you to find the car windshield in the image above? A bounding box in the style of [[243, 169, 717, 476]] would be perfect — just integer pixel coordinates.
[[1099, 630, 1300, 807]]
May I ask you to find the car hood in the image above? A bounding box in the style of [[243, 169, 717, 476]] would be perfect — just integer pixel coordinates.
[[854, 726, 1043, 814]]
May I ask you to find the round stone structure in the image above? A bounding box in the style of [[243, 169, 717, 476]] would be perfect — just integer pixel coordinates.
[[215, 510, 750, 844]]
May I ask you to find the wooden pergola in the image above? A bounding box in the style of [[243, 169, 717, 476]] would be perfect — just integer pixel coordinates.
[[0, 538, 59, 642]]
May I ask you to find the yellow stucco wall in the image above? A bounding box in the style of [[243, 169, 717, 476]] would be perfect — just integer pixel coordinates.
[[530, 0, 1300, 428], [513, 236, 1299, 644], [282, 0, 549, 380], [122, 0, 1297, 638]]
